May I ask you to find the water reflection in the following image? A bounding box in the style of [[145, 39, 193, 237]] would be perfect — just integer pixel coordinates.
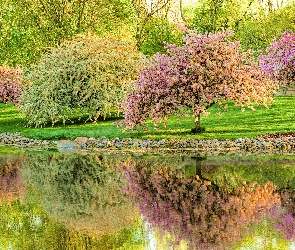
[[121, 159, 283, 249], [0, 154, 24, 203], [0, 153, 143, 249], [0, 152, 295, 249]]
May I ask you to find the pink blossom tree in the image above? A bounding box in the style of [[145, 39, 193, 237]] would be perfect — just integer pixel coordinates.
[[119, 30, 278, 132], [0, 64, 24, 105], [259, 30, 295, 86]]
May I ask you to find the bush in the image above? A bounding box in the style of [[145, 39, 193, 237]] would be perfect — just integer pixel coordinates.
[[0, 64, 24, 105], [18, 34, 141, 127], [259, 30, 295, 86]]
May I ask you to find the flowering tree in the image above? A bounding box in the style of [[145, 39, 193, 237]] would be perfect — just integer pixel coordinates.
[[0, 64, 24, 105], [119, 30, 278, 132], [259, 30, 295, 86]]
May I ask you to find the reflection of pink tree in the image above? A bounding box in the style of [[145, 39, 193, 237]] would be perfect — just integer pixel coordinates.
[[0, 156, 25, 203], [275, 212, 295, 240], [122, 161, 280, 249], [270, 189, 295, 240]]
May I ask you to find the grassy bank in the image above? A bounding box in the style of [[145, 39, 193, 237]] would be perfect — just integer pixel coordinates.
[[0, 96, 294, 141]]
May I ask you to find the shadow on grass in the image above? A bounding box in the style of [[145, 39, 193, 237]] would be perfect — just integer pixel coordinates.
[[0, 110, 21, 117], [0, 117, 26, 128], [132, 126, 280, 140], [135, 129, 195, 138], [25, 115, 123, 128]]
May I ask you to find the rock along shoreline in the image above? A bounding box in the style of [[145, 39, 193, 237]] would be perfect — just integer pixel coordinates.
[[0, 132, 295, 156]]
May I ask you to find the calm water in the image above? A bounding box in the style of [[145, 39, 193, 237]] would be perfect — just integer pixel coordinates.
[[1, 149, 295, 250]]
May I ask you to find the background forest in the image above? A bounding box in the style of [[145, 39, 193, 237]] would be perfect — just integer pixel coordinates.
[[0, 0, 294, 67]]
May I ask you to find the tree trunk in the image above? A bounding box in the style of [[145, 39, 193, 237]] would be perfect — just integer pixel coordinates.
[[179, 0, 187, 23], [194, 113, 201, 129], [196, 159, 202, 178], [192, 156, 207, 179]]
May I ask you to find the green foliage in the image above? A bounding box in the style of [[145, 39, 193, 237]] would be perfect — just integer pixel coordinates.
[[130, 0, 176, 50], [182, 6, 197, 27], [0, 0, 45, 66], [236, 3, 295, 54], [190, 0, 256, 33], [190, 0, 295, 56], [139, 18, 183, 56], [18, 34, 140, 127], [0, 0, 135, 66]]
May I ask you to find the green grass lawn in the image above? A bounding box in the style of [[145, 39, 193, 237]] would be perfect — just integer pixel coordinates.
[[0, 96, 294, 141]]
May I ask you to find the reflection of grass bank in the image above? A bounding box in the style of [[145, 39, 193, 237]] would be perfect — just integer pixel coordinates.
[[137, 154, 295, 191], [1, 96, 295, 141], [0, 145, 25, 155], [209, 159, 295, 190]]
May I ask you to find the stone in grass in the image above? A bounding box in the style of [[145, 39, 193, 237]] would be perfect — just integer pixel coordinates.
[[74, 137, 88, 145], [57, 140, 79, 148], [115, 141, 123, 148], [57, 140, 79, 153]]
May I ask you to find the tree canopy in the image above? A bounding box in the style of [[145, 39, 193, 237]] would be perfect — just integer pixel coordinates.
[[119, 29, 278, 131]]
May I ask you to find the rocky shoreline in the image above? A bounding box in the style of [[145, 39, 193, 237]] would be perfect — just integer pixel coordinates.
[[0, 132, 295, 155]]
